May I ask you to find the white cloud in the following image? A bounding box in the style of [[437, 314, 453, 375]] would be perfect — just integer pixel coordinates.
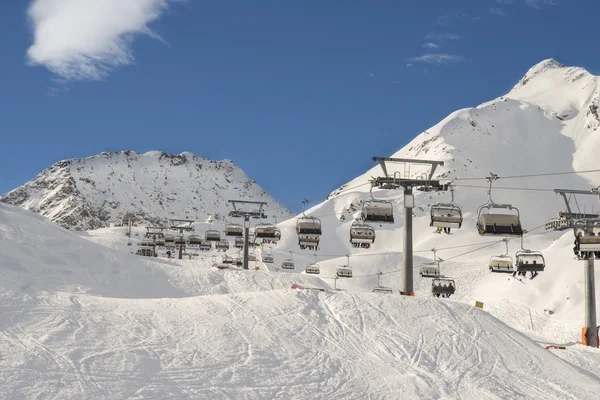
[[435, 11, 467, 28], [26, 0, 178, 81], [525, 0, 558, 8], [496, 0, 514, 4], [489, 7, 508, 16], [407, 54, 465, 65], [425, 33, 461, 42], [422, 42, 440, 49]]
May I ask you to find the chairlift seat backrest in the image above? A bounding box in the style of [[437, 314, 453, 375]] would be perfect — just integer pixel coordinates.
[[478, 213, 523, 236], [516, 251, 545, 271], [305, 265, 320, 274], [336, 267, 353, 277], [361, 202, 394, 223], [282, 260, 295, 269]]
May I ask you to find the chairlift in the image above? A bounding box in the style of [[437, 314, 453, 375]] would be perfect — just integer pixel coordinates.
[[360, 186, 394, 223], [372, 286, 393, 294], [212, 263, 229, 270], [215, 240, 230, 251], [296, 200, 322, 250], [234, 237, 244, 249], [476, 174, 523, 236], [420, 265, 440, 278], [187, 234, 203, 247], [199, 241, 212, 251], [573, 223, 600, 259], [305, 254, 320, 274], [222, 255, 234, 264], [336, 255, 353, 278], [430, 185, 463, 230], [140, 238, 155, 247], [174, 235, 186, 246], [336, 266, 353, 278], [488, 239, 514, 273], [205, 230, 221, 242], [135, 245, 155, 257], [420, 249, 441, 277], [431, 278, 456, 298], [305, 264, 320, 275], [349, 220, 376, 248], [515, 234, 545, 273], [262, 254, 274, 264], [255, 223, 281, 243], [164, 235, 175, 246], [281, 251, 295, 270], [225, 223, 243, 237]]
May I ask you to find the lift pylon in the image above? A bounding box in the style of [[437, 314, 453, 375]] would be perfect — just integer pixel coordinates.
[[228, 200, 268, 270], [371, 157, 447, 296]]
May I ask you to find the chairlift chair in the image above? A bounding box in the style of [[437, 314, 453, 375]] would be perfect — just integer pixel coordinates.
[[349, 221, 376, 248], [174, 235, 186, 246], [431, 278, 456, 298], [515, 234, 545, 273], [336, 255, 352, 278], [234, 237, 244, 249], [215, 240, 230, 252], [199, 241, 212, 251], [372, 286, 393, 294], [476, 175, 523, 236], [573, 224, 600, 259], [225, 223, 243, 237], [296, 200, 322, 250], [248, 254, 257, 262], [222, 255, 234, 264], [140, 238, 155, 247], [360, 186, 394, 223], [135, 245, 155, 257], [430, 187, 463, 229], [281, 260, 295, 270], [187, 234, 203, 248], [164, 235, 175, 246], [205, 230, 221, 242], [255, 223, 282, 243], [420, 265, 440, 278], [305, 264, 320, 275], [262, 254, 274, 264], [336, 266, 353, 278], [488, 239, 514, 273], [489, 256, 514, 273]]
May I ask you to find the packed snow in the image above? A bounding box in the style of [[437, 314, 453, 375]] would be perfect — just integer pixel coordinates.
[[2, 202, 600, 399]]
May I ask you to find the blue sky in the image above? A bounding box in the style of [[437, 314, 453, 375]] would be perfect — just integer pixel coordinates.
[[1, 0, 599, 213]]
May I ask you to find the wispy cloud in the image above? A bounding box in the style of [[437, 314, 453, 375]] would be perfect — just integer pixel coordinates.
[[422, 42, 440, 49], [435, 11, 467, 28], [525, 0, 558, 8], [496, 0, 514, 4], [425, 33, 461, 43], [489, 7, 508, 16], [407, 54, 466, 65], [26, 0, 179, 81]]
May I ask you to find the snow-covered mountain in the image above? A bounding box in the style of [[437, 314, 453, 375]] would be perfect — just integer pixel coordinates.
[[265, 58, 600, 323], [0, 150, 292, 230]]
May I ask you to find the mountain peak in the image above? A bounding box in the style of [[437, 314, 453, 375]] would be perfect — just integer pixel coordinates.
[[1, 150, 291, 230], [514, 58, 566, 89]]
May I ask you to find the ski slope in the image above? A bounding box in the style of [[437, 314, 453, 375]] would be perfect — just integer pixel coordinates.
[[3, 203, 600, 399]]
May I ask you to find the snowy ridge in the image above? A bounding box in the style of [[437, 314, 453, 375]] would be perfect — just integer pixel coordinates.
[[0, 150, 292, 230], [1, 202, 600, 399]]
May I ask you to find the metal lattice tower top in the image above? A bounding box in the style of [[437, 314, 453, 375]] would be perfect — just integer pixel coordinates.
[[228, 200, 268, 219]]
